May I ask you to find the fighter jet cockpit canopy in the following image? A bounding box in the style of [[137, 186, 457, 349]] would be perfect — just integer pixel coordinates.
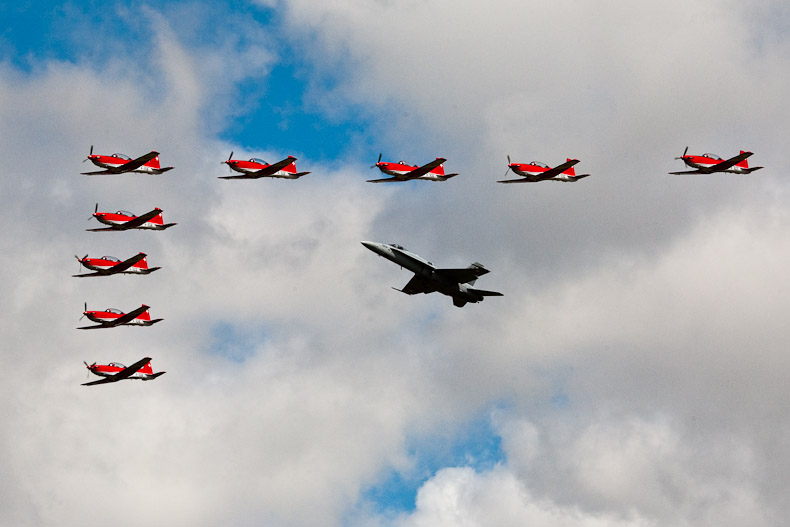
[[531, 161, 549, 168], [108, 362, 126, 369], [106, 308, 123, 314], [102, 256, 120, 262], [703, 153, 722, 160], [116, 210, 136, 217], [111, 153, 132, 160], [390, 244, 404, 250], [250, 158, 267, 164]]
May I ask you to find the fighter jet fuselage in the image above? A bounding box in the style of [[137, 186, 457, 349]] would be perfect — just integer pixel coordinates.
[[361, 241, 502, 307]]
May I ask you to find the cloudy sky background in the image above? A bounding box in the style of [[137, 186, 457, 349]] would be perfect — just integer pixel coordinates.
[[2, 0, 790, 525]]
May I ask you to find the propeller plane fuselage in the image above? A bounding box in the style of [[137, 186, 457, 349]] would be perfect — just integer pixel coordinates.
[[368, 155, 458, 183], [78, 304, 163, 330], [220, 153, 310, 179], [82, 357, 165, 386], [88, 206, 176, 232], [670, 148, 762, 175], [74, 253, 160, 277], [499, 157, 590, 183], [82, 146, 174, 175]]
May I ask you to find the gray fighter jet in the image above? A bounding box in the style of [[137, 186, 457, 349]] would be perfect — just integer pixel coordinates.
[[361, 241, 503, 308]]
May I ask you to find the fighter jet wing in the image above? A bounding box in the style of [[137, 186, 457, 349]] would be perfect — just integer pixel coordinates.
[[401, 158, 446, 180], [434, 263, 490, 284], [399, 274, 439, 295], [118, 209, 163, 229], [82, 357, 152, 386]]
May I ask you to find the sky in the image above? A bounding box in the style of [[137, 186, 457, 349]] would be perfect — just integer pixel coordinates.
[[1, 0, 790, 525]]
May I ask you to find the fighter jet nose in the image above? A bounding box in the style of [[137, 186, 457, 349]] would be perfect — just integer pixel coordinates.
[[361, 241, 374, 249]]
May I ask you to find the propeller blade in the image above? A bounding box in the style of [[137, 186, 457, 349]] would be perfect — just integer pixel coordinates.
[[676, 146, 689, 160], [228, 151, 233, 162], [83, 145, 93, 163], [90, 145, 93, 156], [370, 153, 382, 169], [501, 155, 513, 178]]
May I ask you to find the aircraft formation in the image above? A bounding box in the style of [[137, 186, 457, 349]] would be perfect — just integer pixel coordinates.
[[73, 145, 762, 385]]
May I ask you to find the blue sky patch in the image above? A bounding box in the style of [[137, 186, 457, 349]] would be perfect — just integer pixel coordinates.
[[206, 321, 266, 363], [361, 406, 507, 514]]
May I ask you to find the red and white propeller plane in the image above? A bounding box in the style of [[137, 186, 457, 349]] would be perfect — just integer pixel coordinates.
[[87, 204, 177, 232], [82, 357, 165, 386], [219, 152, 310, 179], [81, 145, 174, 175], [73, 252, 160, 277], [670, 147, 762, 175], [498, 156, 590, 183], [77, 303, 163, 330], [368, 154, 458, 183]]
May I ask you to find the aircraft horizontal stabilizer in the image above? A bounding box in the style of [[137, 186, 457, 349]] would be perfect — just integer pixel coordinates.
[[472, 288, 503, 297]]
